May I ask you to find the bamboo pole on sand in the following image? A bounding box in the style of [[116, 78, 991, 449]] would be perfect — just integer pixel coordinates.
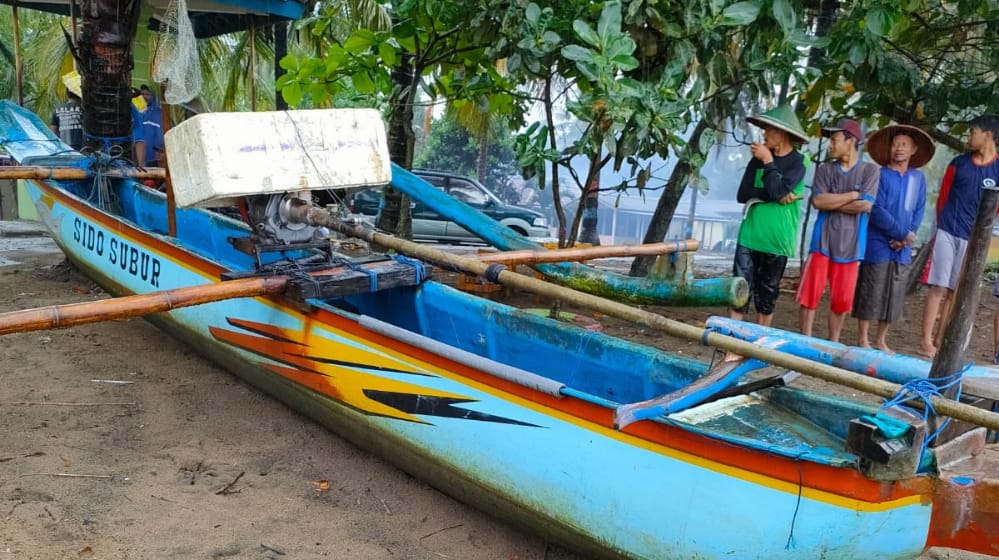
[[0, 276, 287, 336], [0, 166, 167, 181], [288, 203, 999, 432]]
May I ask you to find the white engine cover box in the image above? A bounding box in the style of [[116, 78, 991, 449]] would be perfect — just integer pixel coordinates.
[[165, 109, 390, 208]]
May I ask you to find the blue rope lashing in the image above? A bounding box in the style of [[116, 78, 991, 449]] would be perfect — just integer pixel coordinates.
[[879, 363, 967, 452], [391, 254, 427, 284], [336, 258, 377, 292]]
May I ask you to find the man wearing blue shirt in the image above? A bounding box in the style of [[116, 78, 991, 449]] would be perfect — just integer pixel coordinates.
[[852, 125, 933, 353]]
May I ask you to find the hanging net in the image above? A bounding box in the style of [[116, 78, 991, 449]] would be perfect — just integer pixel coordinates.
[[152, 0, 201, 104]]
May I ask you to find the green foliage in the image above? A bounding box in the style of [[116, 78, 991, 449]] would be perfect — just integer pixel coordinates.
[[415, 110, 520, 203], [801, 0, 999, 138]]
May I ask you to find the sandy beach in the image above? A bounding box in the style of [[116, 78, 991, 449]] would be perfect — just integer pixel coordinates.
[[0, 228, 994, 559]]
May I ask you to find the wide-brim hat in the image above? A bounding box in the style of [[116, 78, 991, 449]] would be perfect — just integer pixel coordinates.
[[746, 105, 810, 144], [61, 71, 82, 97], [867, 124, 935, 168]]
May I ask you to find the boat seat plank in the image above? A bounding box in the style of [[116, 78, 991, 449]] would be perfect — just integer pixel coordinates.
[[669, 394, 859, 466]]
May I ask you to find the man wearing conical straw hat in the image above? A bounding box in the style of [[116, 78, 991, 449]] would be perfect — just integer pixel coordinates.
[[729, 105, 809, 327], [852, 124, 933, 353]]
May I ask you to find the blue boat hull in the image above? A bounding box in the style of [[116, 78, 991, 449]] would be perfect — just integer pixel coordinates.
[[0, 101, 959, 559]]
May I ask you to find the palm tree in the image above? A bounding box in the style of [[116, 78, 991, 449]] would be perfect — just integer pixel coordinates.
[[1, 12, 72, 114]]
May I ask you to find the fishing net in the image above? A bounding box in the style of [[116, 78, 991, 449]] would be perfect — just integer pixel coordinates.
[[152, 0, 201, 104]]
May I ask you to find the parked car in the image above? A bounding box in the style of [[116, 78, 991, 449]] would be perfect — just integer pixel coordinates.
[[350, 169, 549, 243]]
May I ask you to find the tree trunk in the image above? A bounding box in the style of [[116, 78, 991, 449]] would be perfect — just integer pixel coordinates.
[[576, 150, 602, 246], [274, 21, 288, 111], [78, 0, 142, 161], [629, 119, 710, 277], [378, 52, 416, 238]]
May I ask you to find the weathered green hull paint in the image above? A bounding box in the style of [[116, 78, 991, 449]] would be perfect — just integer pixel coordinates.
[[390, 165, 748, 308]]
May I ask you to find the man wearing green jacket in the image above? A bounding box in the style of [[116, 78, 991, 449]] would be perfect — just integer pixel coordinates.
[[730, 106, 809, 326]]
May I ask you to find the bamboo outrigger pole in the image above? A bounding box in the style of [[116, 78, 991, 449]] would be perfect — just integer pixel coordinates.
[[0, 276, 287, 335], [286, 203, 999, 432], [472, 240, 698, 266], [0, 166, 167, 181]]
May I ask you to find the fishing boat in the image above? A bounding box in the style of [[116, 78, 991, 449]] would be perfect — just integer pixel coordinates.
[[1, 100, 998, 560]]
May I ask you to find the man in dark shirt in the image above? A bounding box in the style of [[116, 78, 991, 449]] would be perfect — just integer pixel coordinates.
[[50, 91, 84, 151], [730, 105, 809, 327]]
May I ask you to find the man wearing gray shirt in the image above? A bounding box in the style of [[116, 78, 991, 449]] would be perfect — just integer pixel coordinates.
[[796, 119, 880, 342]]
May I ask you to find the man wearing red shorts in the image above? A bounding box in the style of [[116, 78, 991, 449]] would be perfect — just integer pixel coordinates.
[[797, 119, 880, 342]]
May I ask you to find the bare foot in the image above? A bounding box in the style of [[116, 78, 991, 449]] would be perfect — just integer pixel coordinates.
[[916, 343, 936, 359], [875, 342, 894, 356], [858, 340, 872, 349]]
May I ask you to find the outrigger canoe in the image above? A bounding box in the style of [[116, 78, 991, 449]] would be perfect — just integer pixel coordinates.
[[1, 100, 997, 559]]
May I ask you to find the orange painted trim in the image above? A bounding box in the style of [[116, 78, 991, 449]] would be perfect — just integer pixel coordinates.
[[304, 304, 924, 506], [30, 179, 225, 278], [30, 178, 926, 508]]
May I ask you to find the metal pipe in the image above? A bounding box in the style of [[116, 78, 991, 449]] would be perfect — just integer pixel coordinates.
[[358, 315, 565, 397]]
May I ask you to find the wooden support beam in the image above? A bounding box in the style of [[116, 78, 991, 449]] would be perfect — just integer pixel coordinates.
[[0, 166, 167, 181]]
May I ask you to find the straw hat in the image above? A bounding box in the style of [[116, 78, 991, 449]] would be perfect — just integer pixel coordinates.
[[61, 71, 82, 97], [746, 105, 810, 144], [867, 124, 935, 168]]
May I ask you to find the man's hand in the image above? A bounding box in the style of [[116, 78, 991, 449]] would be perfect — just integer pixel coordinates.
[[750, 143, 773, 165], [778, 192, 800, 205], [890, 240, 904, 251], [904, 231, 917, 246]]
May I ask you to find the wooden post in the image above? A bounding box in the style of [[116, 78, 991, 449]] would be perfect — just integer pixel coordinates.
[[12, 2, 23, 106], [930, 187, 999, 385], [927, 187, 999, 443], [157, 82, 177, 237], [69, 0, 79, 46]]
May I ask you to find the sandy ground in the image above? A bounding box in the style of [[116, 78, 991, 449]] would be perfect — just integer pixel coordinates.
[[0, 232, 995, 560]]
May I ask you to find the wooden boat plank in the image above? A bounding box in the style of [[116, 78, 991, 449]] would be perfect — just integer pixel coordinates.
[[285, 260, 426, 300]]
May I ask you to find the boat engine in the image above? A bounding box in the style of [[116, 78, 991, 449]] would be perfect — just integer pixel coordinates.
[[244, 192, 323, 246], [162, 108, 392, 266]]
